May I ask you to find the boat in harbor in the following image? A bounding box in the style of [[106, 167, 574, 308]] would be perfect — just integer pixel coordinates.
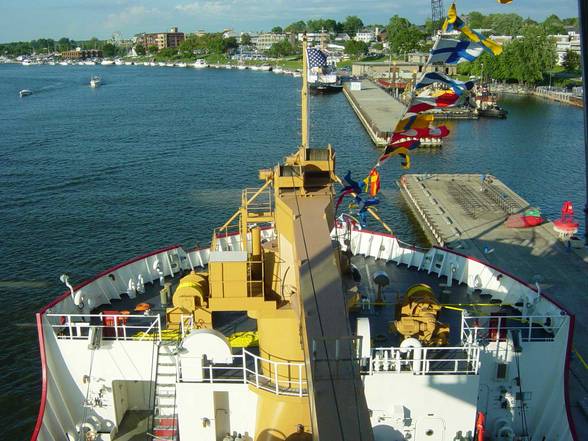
[[19, 89, 32, 97], [89, 75, 101, 88], [474, 84, 508, 118], [193, 59, 208, 69], [30, 34, 580, 441], [259, 64, 272, 72], [84, 60, 97, 66], [101, 59, 115, 66]]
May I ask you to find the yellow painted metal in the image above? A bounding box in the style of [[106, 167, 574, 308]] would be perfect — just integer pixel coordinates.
[[392, 283, 450, 346], [228, 331, 259, 348], [253, 388, 312, 441], [301, 36, 309, 149]]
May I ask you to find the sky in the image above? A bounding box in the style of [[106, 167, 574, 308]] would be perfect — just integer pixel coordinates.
[[0, 0, 581, 42]]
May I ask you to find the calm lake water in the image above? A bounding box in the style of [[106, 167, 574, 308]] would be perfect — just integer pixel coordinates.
[[0, 64, 585, 438]]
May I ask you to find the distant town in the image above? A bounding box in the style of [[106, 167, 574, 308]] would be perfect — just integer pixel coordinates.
[[0, 13, 582, 87]]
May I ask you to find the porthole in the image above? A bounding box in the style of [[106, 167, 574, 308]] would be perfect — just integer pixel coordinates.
[[426, 429, 434, 436]]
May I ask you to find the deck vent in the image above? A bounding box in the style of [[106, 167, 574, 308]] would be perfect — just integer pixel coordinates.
[[496, 363, 508, 380]]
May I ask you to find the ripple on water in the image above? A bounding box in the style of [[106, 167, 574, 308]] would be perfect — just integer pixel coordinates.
[[0, 65, 585, 439]]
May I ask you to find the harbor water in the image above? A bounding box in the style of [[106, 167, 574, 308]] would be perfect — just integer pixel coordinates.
[[0, 64, 585, 438]]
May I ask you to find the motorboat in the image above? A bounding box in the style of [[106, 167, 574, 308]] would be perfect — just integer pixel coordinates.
[[19, 89, 32, 97], [89, 76, 101, 88], [193, 59, 208, 69]]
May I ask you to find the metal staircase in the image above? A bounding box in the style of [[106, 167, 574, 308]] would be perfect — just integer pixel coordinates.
[[151, 342, 179, 440]]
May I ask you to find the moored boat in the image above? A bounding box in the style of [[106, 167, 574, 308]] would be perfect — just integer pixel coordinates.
[[19, 89, 32, 97]]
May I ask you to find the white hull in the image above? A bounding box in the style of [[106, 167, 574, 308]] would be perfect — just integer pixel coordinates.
[[31, 227, 575, 441]]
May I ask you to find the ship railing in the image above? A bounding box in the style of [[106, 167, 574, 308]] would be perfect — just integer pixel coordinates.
[[461, 314, 564, 344], [365, 346, 480, 375], [177, 348, 307, 397], [46, 313, 162, 342]]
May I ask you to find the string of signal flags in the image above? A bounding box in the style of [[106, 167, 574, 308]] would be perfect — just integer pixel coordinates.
[[337, 1, 507, 227]]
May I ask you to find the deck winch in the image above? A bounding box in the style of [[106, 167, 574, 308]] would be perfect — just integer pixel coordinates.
[[390, 284, 449, 346], [166, 271, 211, 329]]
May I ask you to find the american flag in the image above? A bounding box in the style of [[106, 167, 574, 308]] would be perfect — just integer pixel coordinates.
[[307, 48, 327, 68]]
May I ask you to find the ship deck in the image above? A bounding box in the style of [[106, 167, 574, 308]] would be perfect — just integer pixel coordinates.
[[82, 255, 553, 350]]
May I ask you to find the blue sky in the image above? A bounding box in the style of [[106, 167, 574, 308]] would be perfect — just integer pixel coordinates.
[[0, 0, 580, 42]]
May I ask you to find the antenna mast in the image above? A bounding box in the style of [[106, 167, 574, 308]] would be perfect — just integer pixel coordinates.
[[431, 0, 445, 34], [301, 36, 309, 149]]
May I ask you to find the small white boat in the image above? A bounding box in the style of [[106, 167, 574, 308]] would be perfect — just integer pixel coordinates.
[[292, 71, 302, 78], [124, 61, 133, 66], [89, 75, 101, 88], [19, 89, 32, 97], [260, 64, 272, 71], [158, 62, 166, 67], [177, 62, 187, 68], [114, 59, 124, 66], [59, 61, 68, 66], [193, 59, 208, 69], [22, 60, 32, 66], [273, 67, 283, 74], [77, 61, 84, 65], [224, 64, 234, 69], [250, 65, 260, 71], [143, 61, 150, 66], [48, 61, 56, 66], [165, 62, 174, 67], [149, 61, 156, 67], [237, 64, 247, 70], [84, 60, 96, 66], [101, 59, 115, 66]]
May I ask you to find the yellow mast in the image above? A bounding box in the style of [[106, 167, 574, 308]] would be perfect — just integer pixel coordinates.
[[301, 36, 309, 149]]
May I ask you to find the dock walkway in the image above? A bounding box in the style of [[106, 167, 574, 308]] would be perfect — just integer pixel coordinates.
[[399, 173, 588, 432], [343, 80, 406, 147]]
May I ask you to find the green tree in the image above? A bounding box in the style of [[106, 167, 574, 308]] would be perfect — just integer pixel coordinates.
[[344, 40, 368, 58], [466, 11, 488, 30], [147, 45, 159, 54], [458, 24, 556, 85], [562, 17, 578, 27], [135, 44, 146, 56], [489, 13, 524, 35], [272, 26, 283, 33], [542, 14, 566, 35], [284, 21, 306, 34], [562, 49, 580, 71], [386, 15, 424, 54], [343, 16, 364, 36], [102, 43, 116, 57], [241, 33, 252, 45], [267, 39, 297, 57]]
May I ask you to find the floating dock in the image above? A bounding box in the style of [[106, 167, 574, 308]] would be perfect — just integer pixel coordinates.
[[343, 80, 406, 147], [399, 173, 588, 429]]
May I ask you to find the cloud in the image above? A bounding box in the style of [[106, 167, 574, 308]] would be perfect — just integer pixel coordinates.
[[104, 5, 163, 30], [175, 1, 232, 15]]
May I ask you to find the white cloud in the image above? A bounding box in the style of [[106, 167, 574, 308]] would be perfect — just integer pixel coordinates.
[[175, 1, 232, 15], [104, 5, 162, 29]]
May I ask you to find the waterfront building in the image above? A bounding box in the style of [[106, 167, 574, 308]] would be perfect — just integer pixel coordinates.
[[552, 31, 582, 65], [297, 31, 330, 43], [60, 48, 103, 59], [139, 27, 185, 50], [334, 33, 351, 42], [354, 29, 376, 44], [351, 58, 457, 80], [255, 32, 294, 50]]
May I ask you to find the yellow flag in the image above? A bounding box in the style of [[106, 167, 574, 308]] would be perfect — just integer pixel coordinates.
[[394, 114, 434, 133]]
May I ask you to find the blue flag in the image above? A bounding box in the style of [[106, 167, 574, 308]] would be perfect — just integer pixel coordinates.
[[307, 48, 328, 68]]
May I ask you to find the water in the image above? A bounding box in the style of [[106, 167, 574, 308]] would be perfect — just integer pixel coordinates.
[[0, 64, 585, 438]]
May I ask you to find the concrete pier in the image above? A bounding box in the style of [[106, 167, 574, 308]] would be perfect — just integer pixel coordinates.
[[343, 80, 406, 147], [399, 173, 588, 431]]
